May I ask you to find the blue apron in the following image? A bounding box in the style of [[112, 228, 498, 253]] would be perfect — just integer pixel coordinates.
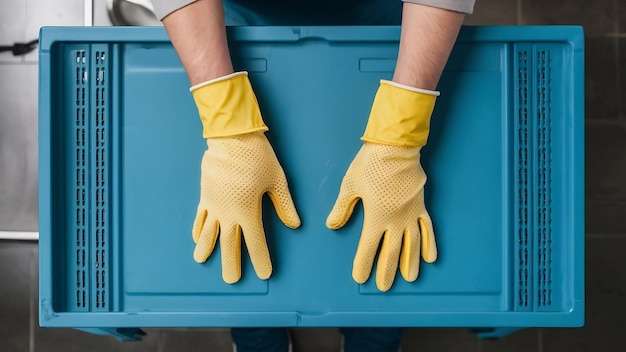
[[223, 0, 403, 25]]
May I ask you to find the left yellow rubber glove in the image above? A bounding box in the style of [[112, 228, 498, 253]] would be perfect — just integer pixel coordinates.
[[191, 72, 301, 284], [326, 80, 439, 292]]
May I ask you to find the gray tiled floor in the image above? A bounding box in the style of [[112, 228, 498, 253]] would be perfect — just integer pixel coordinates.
[[463, 0, 520, 25], [480, 329, 541, 352], [585, 123, 626, 202], [585, 37, 619, 120], [619, 38, 626, 117], [0, 63, 38, 231], [33, 327, 160, 352], [521, 0, 616, 35], [291, 328, 342, 352], [402, 328, 481, 351], [159, 328, 233, 352], [0, 242, 34, 352], [585, 123, 626, 234]]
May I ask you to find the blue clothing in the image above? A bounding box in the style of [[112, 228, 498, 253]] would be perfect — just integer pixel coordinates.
[[231, 328, 291, 352], [152, 0, 475, 22], [231, 327, 403, 352], [223, 0, 402, 26], [340, 327, 404, 352]]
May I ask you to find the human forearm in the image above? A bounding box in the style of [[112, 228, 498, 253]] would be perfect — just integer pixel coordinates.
[[162, 0, 233, 86], [393, 2, 465, 90]]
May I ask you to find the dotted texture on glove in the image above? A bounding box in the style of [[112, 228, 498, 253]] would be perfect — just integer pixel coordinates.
[[192, 132, 300, 284], [326, 143, 437, 292]]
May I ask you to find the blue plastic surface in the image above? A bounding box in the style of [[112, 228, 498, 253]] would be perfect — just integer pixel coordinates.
[[38, 26, 584, 331]]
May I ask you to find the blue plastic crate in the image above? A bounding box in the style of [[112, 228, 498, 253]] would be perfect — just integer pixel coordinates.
[[38, 25, 584, 335]]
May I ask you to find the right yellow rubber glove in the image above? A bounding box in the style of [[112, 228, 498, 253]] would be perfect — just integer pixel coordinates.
[[190, 72, 301, 284], [326, 80, 439, 292]]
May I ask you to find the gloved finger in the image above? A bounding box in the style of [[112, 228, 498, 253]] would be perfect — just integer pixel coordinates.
[[352, 220, 383, 284], [326, 174, 359, 230], [241, 221, 272, 280], [268, 175, 301, 229], [399, 223, 420, 282], [419, 216, 437, 263], [192, 208, 207, 244], [375, 229, 403, 292], [220, 224, 242, 284], [193, 216, 219, 263]]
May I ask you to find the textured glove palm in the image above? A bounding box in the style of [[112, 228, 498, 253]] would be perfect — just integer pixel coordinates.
[[327, 80, 439, 292], [191, 72, 300, 284]]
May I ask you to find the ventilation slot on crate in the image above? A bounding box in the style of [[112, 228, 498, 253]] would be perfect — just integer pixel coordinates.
[[70, 50, 89, 310], [515, 48, 531, 311], [66, 46, 112, 312], [93, 48, 109, 310], [536, 50, 553, 308]]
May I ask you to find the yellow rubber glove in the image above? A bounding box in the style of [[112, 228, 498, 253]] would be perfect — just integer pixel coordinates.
[[191, 72, 301, 284], [326, 80, 439, 292]]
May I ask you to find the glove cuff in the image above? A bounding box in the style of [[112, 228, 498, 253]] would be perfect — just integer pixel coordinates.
[[191, 71, 268, 138], [361, 80, 438, 147]]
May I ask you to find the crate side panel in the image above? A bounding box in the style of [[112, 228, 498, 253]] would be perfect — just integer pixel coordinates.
[[60, 44, 91, 312]]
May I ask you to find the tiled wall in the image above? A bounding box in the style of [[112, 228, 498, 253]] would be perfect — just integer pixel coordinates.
[[0, 0, 623, 351]]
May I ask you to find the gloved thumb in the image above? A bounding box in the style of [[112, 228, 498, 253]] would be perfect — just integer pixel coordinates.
[[419, 217, 437, 263], [267, 178, 301, 229], [326, 179, 359, 230]]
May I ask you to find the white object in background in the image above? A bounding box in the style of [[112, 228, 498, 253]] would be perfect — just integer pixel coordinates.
[[0, 231, 38, 241], [106, 0, 162, 26], [85, 0, 93, 26]]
